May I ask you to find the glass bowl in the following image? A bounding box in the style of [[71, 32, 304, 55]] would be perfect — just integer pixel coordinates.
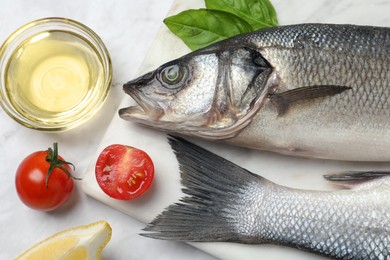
[[0, 17, 112, 131]]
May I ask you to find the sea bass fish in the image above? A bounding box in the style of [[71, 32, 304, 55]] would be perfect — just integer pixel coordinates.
[[119, 23, 390, 161], [143, 137, 390, 259]]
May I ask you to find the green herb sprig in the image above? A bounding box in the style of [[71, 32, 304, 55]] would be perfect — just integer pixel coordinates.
[[164, 0, 278, 51]]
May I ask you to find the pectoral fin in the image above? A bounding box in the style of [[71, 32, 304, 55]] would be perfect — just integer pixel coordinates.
[[324, 171, 390, 189], [268, 85, 351, 116]]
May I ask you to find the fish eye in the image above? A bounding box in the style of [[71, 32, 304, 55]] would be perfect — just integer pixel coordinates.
[[160, 64, 187, 87]]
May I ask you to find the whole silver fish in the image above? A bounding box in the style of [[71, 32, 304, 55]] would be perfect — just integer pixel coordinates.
[[143, 137, 390, 259], [119, 24, 390, 161]]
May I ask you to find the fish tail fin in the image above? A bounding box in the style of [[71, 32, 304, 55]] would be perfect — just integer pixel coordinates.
[[141, 136, 266, 243]]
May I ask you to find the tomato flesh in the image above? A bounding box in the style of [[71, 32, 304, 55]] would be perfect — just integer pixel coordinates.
[[15, 151, 74, 211], [95, 144, 154, 200]]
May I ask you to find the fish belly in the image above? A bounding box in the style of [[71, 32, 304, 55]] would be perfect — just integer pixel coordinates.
[[232, 102, 390, 161]]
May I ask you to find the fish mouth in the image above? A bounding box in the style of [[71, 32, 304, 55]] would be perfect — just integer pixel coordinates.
[[119, 80, 163, 122], [119, 81, 201, 133]]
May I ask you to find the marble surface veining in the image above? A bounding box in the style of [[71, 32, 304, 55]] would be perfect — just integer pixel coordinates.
[[0, 0, 389, 260]]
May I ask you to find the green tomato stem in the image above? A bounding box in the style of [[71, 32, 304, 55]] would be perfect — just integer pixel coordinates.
[[45, 143, 81, 188]]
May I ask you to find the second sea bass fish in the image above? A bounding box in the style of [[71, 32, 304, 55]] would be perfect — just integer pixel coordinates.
[[142, 137, 390, 259], [119, 24, 390, 161]]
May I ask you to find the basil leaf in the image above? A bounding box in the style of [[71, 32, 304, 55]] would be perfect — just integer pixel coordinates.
[[164, 9, 253, 51], [205, 0, 278, 29]]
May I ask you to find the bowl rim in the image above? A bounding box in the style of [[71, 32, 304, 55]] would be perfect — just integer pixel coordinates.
[[0, 17, 112, 132]]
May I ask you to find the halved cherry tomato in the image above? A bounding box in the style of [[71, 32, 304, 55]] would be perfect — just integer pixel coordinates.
[[95, 144, 154, 200], [15, 143, 78, 211]]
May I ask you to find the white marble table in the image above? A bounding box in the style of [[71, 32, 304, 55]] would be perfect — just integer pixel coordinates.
[[0, 0, 213, 259], [1, 0, 389, 259]]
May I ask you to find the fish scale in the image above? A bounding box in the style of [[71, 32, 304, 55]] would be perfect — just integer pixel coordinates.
[[258, 189, 390, 258]]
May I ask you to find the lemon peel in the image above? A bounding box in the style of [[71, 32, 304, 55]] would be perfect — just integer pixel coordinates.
[[15, 220, 112, 260]]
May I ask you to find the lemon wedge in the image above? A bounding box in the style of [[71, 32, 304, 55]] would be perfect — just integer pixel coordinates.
[[15, 220, 112, 260]]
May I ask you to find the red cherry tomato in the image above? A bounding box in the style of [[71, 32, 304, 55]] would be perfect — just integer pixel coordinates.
[[95, 144, 154, 200], [15, 143, 77, 211]]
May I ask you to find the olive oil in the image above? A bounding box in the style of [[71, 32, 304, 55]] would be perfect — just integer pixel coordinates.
[[4, 30, 105, 127]]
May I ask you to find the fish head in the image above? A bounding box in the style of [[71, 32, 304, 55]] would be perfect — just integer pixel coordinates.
[[119, 44, 273, 139]]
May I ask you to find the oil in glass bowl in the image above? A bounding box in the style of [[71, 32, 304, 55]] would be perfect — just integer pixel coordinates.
[[0, 18, 112, 131]]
